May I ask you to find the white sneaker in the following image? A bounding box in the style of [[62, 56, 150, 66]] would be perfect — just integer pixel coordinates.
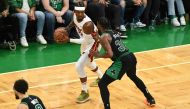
[[120, 25, 126, 31], [20, 37, 29, 47], [37, 35, 47, 45], [135, 22, 146, 27], [171, 18, 180, 27], [180, 16, 186, 26]]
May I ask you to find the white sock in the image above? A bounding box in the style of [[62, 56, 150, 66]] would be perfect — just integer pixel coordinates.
[[82, 82, 88, 93], [96, 68, 103, 78]]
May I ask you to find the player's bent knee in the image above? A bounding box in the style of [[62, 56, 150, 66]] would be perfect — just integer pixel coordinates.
[[91, 66, 98, 72]]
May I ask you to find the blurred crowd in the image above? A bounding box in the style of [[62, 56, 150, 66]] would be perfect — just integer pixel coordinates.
[[0, 0, 189, 50]]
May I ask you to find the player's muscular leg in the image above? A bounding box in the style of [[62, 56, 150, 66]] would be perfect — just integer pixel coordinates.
[[76, 52, 89, 78]]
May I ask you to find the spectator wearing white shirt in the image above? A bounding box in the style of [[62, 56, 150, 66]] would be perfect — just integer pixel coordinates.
[[9, 0, 47, 47]]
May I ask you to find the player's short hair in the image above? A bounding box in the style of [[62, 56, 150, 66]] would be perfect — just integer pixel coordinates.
[[13, 79, 28, 94], [97, 17, 110, 29]]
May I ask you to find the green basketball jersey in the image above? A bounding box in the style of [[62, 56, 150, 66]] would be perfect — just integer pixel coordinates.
[[50, 0, 63, 11], [21, 95, 46, 109], [107, 30, 129, 61]]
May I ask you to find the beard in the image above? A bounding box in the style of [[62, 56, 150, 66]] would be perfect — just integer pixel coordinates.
[[15, 93, 19, 99], [77, 16, 84, 22]]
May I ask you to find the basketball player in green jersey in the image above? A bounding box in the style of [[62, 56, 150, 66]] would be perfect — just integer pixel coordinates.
[[89, 17, 156, 109], [13, 79, 46, 109]]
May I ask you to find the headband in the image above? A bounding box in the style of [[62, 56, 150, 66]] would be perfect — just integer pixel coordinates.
[[74, 6, 85, 11]]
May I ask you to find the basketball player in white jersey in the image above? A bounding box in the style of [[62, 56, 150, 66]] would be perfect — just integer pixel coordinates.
[[65, 2, 103, 103]]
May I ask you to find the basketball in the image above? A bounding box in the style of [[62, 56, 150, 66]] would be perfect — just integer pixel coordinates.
[[54, 27, 69, 43]]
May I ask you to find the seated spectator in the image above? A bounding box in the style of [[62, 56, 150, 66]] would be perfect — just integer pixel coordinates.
[[142, 0, 160, 26], [0, 0, 18, 50], [125, 0, 147, 28], [167, 0, 186, 26], [85, 0, 127, 38], [110, 0, 127, 32], [9, 0, 47, 47], [42, 0, 73, 43], [182, 0, 190, 20], [132, 0, 147, 27], [159, 0, 168, 23]]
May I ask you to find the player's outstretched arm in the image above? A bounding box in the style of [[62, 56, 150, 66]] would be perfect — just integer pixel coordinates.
[[93, 34, 113, 58]]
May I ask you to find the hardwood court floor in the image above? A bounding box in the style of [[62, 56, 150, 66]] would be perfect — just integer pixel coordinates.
[[0, 44, 190, 109]]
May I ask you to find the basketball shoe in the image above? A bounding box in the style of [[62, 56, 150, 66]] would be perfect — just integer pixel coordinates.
[[90, 78, 100, 87], [76, 90, 90, 103]]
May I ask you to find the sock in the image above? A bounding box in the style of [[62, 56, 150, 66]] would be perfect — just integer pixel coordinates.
[[96, 68, 103, 78], [179, 14, 184, 18], [82, 82, 88, 93], [170, 15, 176, 19]]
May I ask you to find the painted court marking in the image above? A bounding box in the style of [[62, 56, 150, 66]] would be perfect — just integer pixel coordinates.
[[0, 61, 189, 94], [0, 44, 190, 94], [1, 44, 189, 76]]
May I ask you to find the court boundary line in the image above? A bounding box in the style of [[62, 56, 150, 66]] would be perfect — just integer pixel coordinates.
[[1, 44, 189, 75], [0, 61, 189, 94]]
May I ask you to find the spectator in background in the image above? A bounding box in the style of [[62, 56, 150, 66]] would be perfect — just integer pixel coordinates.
[[110, 0, 127, 32], [132, 0, 147, 27], [125, 0, 147, 28], [167, 0, 186, 26], [85, 0, 105, 25], [36, 0, 45, 11], [159, 0, 168, 23], [182, 0, 190, 20], [0, 0, 18, 44], [9, 0, 47, 47], [85, 0, 127, 38], [142, 0, 160, 27], [42, 0, 73, 43]]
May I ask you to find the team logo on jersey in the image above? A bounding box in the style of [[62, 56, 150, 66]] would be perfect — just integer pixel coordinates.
[[111, 70, 116, 75], [31, 99, 39, 105], [113, 33, 120, 39]]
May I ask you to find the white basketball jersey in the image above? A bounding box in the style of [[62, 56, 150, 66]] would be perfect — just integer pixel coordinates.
[[73, 14, 98, 53]]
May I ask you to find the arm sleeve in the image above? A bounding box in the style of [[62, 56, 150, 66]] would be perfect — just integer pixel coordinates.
[[70, 38, 84, 44]]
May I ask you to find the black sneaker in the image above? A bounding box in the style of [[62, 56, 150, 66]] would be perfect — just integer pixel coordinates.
[[148, 20, 156, 31], [7, 41, 16, 51], [145, 98, 156, 107]]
